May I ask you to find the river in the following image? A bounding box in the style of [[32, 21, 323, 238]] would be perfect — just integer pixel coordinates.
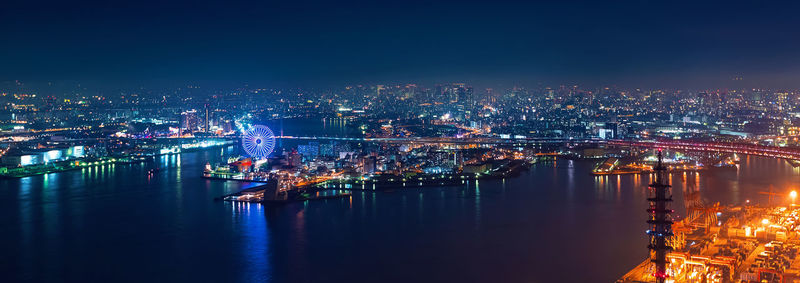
[[2, 120, 800, 282]]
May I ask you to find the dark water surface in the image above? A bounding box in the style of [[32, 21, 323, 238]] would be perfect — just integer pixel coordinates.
[[3, 145, 800, 282]]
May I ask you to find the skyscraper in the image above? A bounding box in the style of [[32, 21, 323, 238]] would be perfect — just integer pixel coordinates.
[[180, 109, 200, 132]]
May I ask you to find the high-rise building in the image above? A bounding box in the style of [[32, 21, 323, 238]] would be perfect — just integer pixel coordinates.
[[361, 156, 376, 174], [287, 150, 302, 167], [180, 109, 201, 132], [297, 142, 320, 160], [603, 122, 618, 139], [204, 104, 209, 132], [319, 143, 335, 157]]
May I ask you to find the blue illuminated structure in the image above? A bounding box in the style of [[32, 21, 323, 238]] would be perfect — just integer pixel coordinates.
[[242, 125, 276, 158]]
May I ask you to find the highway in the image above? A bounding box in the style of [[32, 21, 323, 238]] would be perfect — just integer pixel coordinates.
[[275, 136, 800, 160], [8, 132, 800, 161], [608, 140, 800, 160]]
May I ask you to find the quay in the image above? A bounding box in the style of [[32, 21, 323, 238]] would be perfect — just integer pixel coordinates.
[[0, 156, 151, 178], [206, 158, 535, 202], [208, 159, 531, 193], [202, 171, 272, 183], [317, 162, 529, 190], [618, 203, 800, 283], [592, 156, 705, 176], [214, 181, 352, 204], [213, 185, 267, 201]]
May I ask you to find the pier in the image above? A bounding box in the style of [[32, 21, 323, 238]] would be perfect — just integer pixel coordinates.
[[0, 156, 151, 178], [214, 181, 352, 204]]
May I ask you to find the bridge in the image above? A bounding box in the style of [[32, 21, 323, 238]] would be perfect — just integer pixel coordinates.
[[184, 135, 800, 160], [15, 132, 800, 161], [271, 135, 590, 144], [275, 136, 800, 160], [607, 140, 800, 160]]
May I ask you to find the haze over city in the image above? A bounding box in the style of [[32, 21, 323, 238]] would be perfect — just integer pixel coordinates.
[[4, 0, 800, 89]]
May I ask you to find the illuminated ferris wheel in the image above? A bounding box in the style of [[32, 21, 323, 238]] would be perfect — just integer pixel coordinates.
[[241, 125, 276, 158]]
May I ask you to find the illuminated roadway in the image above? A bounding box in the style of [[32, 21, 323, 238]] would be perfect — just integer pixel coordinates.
[[273, 136, 800, 160], [270, 135, 597, 144], [607, 139, 800, 160], [16, 133, 800, 161]]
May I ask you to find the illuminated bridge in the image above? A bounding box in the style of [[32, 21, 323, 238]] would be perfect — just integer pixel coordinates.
[[270, 135, 597, 144], [607, 139, 800, 160], [276, 136, 800, 160], [145, 135, 800, 161]]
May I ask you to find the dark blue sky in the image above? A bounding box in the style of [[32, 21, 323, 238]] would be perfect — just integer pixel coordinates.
[[3, 0, 800, 88]]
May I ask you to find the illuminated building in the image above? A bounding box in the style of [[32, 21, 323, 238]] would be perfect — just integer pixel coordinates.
[[204, 105, 209, 133], [319, 143, 335, 157], [287, 150, 302, 167], [0, 146, 85, 166], [298, 142, 320, 159], [180, 109, 201, 132], [361, 156, 376, 173]]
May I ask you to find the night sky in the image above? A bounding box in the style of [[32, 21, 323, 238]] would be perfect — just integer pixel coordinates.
[[3, 0, 800, 88]]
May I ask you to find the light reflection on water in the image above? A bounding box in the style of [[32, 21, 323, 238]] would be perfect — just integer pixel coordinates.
[[229, 202, 272, 281], [4, 149, 800, 282]]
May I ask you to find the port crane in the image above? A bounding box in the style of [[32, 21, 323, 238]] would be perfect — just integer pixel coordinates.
[[759, 185, 782, 207], [681, 185, 724, 231]]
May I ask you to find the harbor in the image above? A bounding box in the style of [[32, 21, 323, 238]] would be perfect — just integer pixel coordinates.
[[618, 153, 800, 283], [0, 138, 233, 179], [619, 202, 800, 283], [592, 153, 738, 176], [5, 143, 800, 282], [214, 183, 352, 203], [205, 157, 534, 203], [0, 155, 151, 178]]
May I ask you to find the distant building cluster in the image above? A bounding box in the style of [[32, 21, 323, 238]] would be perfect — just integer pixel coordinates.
[[4, 82, 800, 174]]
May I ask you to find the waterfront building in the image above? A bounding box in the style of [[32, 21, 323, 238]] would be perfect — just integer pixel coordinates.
[[1, 146, 85, 166], [319, 143, 335, 157], [462, 162, 491, 174], [298, 142, 320, 160]]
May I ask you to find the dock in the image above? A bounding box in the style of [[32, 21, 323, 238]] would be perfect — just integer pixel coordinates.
[[619, 204, 800, 282], [214, 182, 351, 204]]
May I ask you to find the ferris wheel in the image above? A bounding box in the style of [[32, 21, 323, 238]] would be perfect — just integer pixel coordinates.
[[241, 125, 276, 158]]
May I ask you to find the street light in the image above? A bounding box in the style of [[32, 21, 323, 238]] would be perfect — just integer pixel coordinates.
[[791, 190, 798, 200]]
